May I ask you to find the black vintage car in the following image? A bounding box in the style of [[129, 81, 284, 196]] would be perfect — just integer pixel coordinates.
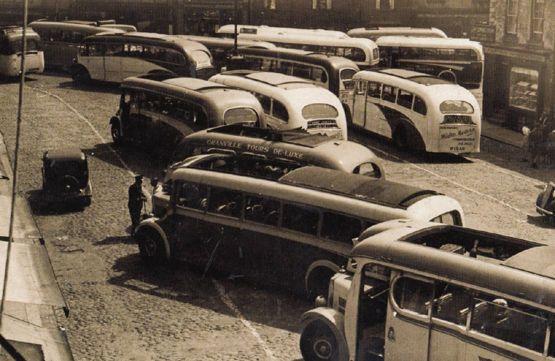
[[42, 148, 92, 206], [536, 182, 555, 222]]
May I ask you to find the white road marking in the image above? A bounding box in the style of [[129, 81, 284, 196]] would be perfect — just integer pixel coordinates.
[[213, 280, 277, 361], [31, 84, 276, 359], [365, 143, 535, 217]]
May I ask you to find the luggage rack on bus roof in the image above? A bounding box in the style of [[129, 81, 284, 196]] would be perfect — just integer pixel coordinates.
[[206, 123, 335, 147]]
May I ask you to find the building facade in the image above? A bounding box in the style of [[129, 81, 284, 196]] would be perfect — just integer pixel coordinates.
[[480, 0, 554, 131]]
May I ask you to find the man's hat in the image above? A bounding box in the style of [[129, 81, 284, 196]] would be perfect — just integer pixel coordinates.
[[135, 174, 143, 181]]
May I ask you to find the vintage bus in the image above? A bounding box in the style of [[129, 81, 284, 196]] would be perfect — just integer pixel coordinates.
[[72, 32, 214, 83], [348, 69, 481, 154], [217, 24, 348, 39], [300, 220, 553, 361], [225, 47, 359, 106], [177, 35, 276, 70], [220, 32, 379, 68], [172, 122, 385, 179], [0, 26, 44, 77], [347, 27, 448, 41], [210, 71, 348, 140], [135, 165, 464, 300], [376, 36, 484, 108], [109, 76, 265, 157], [29, 20, 129, 69]]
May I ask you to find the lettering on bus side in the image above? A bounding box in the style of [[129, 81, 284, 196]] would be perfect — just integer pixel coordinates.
[[206, 139, 243, 149]]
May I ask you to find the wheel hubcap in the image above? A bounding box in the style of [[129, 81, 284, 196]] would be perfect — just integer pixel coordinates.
[[313, 339, 333, 359], [143, 237, 157, 257]]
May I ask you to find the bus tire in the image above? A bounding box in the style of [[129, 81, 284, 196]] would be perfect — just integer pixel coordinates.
[[300, 321, 339, 361], [71, 66, 90, 83], [136, 228, 169, 266], [392, 127, 408, 149], [343, 104, 353, 128], [306, 267, 336, 302], [110, 120, 124, 146]]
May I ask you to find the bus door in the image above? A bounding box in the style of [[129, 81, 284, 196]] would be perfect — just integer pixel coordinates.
[[103, 43, 123, 82], [427, 282, 470, 360], [384, 274, 433, 361], [352, 80, 367, 128]]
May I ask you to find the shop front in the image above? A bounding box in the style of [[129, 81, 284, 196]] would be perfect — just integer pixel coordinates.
[[483, 45, 552, 131]]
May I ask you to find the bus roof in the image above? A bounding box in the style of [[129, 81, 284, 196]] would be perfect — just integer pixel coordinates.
[[352, 228, 555, 310], [121, 76, 262, 111], [376, 36, 483, 51], [237, 47, 360, 70], [84, 32, 208, 51], [348, 27, 447, 38], [217, 24, 348, 39], [183, 123, 380, 171], [374, 69, 452, 85], [236, 32, 378, 48], [178, 35, 276, 49], [29, 20, 126, 35], [0, 26, 40, 41], [279, 166, 437, 209]]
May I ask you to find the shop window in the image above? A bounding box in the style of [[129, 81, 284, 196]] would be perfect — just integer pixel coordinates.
[[282, 204, 319, 235], [505, 0, 519, 35], [509, 67, 539, 112], [531, 0, 545, 42], [375, 0, 394, 9], [313, 0, 332, 10], [265, 0, 276, 9]]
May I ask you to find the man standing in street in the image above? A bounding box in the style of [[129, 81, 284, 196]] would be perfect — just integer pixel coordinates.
[[128, 175, 146, 232]]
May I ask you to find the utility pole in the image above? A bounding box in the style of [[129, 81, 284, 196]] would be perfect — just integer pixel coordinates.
[[233, 0, 238, 55]]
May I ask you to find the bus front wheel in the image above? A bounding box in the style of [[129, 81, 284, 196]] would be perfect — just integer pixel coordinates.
[[136, 228, 168, 266], [300, 321, 339, 361]]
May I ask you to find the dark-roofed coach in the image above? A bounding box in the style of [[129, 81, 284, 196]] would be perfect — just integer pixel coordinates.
[[134, 161, 464, 301]]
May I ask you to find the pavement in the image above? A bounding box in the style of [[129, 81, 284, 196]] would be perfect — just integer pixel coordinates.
[[0, 132, 74, 361], [482, 119, 523, 148]]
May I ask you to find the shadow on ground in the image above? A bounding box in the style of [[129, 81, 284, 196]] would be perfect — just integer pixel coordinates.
[[27, 189, 87, 215], [107, 251, 309, 334]]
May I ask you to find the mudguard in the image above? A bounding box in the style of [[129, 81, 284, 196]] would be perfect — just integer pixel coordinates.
[[135, 218, 171, 260], [300, 307, 349, 361]]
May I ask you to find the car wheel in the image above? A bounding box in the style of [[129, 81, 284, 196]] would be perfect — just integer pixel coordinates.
[[300, 321, 339, 361], [136, 229, 167, 266], [81, 196, 91, 207], [111, 122, 123, 146]]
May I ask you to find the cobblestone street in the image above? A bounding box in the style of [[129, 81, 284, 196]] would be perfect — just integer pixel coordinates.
[[0, 74, 554, 360]]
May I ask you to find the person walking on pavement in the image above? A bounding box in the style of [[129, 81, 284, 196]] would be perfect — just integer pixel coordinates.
[[128, 174, 146, 232]]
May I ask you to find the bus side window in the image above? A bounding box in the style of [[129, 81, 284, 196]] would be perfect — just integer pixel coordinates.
[[272, 100, 289, 123], [71, 31, 84, 44], [367, 81, 381, 98], [397, 89, 414, 109], [392, 276, 433, 316], [469, 294, 548, 353], [244, 195, 280, 226], [413, 96, 427, 116], [431, 282, 471, 326], [381, 85, 397, 103], [176, 182, 208, 210], [255, 93, 272, 113], [292, 64, 311, 79], [355, 80, 367, 95], [105, 43, 124, 56], [321, 212, 362, 244], [207, 187, 243, 218], [282, 203, 319, 236], [89, 43, 104, 57]]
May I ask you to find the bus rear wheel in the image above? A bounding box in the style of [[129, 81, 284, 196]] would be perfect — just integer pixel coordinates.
[[71, 67, 90, 83], [300, 321, 339, 361]]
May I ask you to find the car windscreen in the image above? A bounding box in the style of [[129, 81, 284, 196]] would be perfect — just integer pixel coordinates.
[[224, 107, 258, 124], [302, 103, 339, 119]]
